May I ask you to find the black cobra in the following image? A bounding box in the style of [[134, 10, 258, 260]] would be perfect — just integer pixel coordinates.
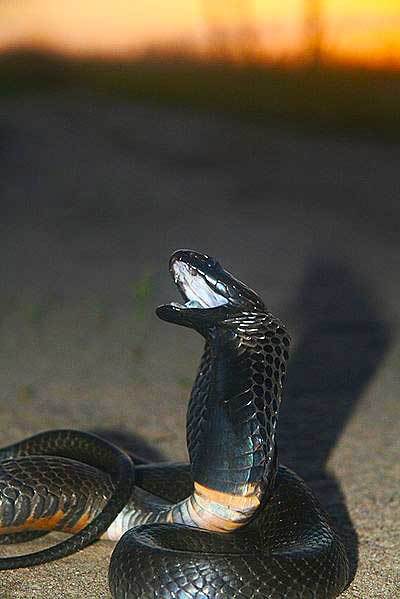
[[0, 250, 349, 598]]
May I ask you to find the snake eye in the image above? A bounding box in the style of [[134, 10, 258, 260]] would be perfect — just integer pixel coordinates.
[[189, 266, 197, 276]]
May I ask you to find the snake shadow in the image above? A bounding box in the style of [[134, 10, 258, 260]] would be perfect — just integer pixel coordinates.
[[278, 256, 391, 582]]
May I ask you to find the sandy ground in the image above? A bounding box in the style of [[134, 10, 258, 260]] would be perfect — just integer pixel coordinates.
[[0, 93, 399, 597]]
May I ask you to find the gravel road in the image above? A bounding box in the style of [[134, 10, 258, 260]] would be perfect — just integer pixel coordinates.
[[0, 93, 398, 597]]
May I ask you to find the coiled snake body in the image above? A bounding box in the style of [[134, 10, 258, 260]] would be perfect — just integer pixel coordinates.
[[0, 250, 349, 598]]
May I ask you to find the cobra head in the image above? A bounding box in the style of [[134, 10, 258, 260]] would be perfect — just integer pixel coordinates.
[[156, 250, 265, 333]]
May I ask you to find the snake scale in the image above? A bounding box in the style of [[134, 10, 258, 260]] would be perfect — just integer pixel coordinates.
[[0, 250, 349, 598]]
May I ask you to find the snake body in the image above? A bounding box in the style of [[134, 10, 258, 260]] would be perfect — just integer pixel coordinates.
[[0, 250, 349, 598]]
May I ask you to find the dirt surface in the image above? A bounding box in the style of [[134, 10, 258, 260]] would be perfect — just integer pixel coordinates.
[[0, 94, 399, 598]]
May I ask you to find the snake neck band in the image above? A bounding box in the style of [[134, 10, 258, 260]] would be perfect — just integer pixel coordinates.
[[166, 482, 262, 532]]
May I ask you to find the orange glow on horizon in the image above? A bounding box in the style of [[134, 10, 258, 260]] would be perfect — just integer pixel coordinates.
[[0, 0, 399, 68]]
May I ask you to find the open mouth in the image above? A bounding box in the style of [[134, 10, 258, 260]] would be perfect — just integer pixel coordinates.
[[158, 250, 265, 325], [169, 258, 229, 310]]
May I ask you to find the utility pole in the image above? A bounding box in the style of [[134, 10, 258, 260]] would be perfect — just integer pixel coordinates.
[[304, 0, 324, 66], [200, 1, 259, 62]]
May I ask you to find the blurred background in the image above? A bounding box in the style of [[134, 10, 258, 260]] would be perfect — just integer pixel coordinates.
[[1, 0, 400, 65], [1, 1, 400, 136], [0, 2, 399, 598]]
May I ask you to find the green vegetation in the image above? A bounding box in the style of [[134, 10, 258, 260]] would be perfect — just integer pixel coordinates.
[[16, 384, 35, 404], [176, 376, 193, 389], [20, 292, 62, 325], [1, 51, 399, 140], [93, 300, 112, 328], [23, 302, 47, 325], [132, 273, 155, 321], [125, 272, 156, 376]]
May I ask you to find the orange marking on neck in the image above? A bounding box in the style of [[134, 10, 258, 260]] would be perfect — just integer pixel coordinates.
[[186, 481, 262, 532], [194, 482, 262, 510]]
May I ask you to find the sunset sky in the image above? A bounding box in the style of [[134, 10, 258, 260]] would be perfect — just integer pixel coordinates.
[[0, 1, 399, 66]]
